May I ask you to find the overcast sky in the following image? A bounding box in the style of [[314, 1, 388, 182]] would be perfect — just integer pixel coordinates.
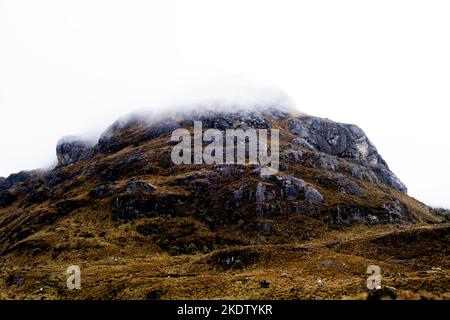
[[0, 0, 449, 208]]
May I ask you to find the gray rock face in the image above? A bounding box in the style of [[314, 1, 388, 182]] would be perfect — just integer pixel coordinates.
[[304, 186, 324, 205], [0, 171, 37, 191], [282, 147, 303, 162], [382, 198, 409, 221], [287, 116, 407, 193], [315, 172, 364, 196], [197, 109, 270, 131], [324, 202, 410, 225], [278, 175, 323, 205], [277, 176, 306, 200], [233, 184, 249, 207], [253, 175, 324, 217], [288, 117, 381, 164], [303, 153, 339, 172], [125, 181, 157, 194], [255, 182, 276, 202], [56, 137, 94, 166]]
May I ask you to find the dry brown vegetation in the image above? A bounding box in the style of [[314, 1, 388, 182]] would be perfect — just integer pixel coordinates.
[[0, 113, 448, 300], [0, 217, 448, 300]]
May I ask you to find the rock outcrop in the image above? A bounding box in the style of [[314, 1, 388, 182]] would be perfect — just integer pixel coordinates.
[[287, 116, 407, 193], [56, 136, 94, 166]]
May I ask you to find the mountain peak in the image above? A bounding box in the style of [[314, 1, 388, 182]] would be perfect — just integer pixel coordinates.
[[0, 102, 445, 300]]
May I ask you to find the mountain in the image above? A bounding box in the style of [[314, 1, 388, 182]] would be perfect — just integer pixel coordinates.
[[0, 106, 448, 300]]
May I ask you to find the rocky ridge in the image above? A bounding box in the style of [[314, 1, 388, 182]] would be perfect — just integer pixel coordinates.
[[0, 105, 446, 300], [0, 106, 439, 254]]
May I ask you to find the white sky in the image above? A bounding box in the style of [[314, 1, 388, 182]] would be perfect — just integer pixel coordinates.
[[0, 0, 449, 208]]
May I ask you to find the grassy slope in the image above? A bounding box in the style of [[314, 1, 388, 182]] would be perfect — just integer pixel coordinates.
[[0, 117, 448, 300]]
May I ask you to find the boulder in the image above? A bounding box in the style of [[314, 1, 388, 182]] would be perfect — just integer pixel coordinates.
[[125, 180, 157, 194], [56, 136, 94, 166], [304, 186, 324, 205]]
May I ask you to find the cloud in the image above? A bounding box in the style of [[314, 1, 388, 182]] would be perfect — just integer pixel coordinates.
[[119, 77, 297, 123]]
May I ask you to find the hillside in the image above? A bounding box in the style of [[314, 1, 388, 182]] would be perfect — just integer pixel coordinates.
[[0, 106, 448, 300]]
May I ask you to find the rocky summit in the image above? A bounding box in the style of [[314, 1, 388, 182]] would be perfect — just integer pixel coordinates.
[[0, 106, 448, 300]]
